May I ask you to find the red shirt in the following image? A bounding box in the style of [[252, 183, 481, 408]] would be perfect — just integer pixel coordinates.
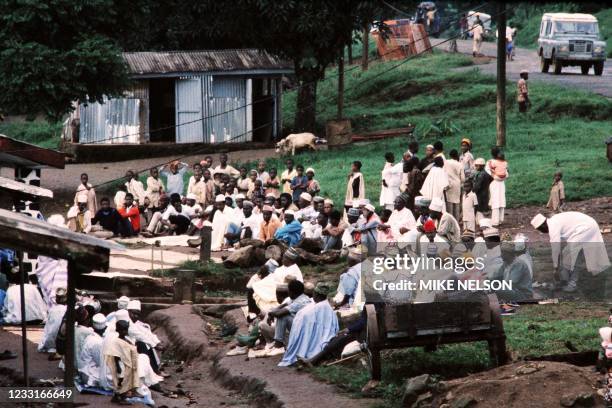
[[118, 205, 140, 232]]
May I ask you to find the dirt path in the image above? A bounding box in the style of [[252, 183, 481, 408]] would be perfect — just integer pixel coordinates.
[[430, 38, 611, 97]]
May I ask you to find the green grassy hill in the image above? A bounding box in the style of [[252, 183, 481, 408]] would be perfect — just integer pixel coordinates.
[[272, 50, 612, 208]]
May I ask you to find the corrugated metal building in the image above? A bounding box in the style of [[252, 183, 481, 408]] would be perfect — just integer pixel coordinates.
[[70, 49, 292, 145]]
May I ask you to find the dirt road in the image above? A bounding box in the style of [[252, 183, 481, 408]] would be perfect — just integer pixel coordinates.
[[430, 38, 611, 98]]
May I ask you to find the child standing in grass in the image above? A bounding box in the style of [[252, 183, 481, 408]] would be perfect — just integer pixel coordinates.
[[546, 171, 565, 213], [462, 180, 478, 233]]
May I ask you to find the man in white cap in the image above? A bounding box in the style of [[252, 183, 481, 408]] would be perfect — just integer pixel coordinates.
[[252, 249, 304, 313], [259, 205, 281, 241], [79, 313, 107, 387], [517, 69, 529, 113], [232, 193, 246, 223], [334, 246, 364, 308], [295, 192, 316, 222], [67, 194, 92, 233], [531, 212, 610, 292], [350, 203, 380, 255], [105, 296, 130, 325], [184, 193, 202, 214], [127, 300, 163, 375], [273, 210, 303, 246], [211, 193, 234, 250], [428, 197, 461, 243], [497, 235, 534, 301], [38, 288, 67, 355], [342, 207, 362, 248]]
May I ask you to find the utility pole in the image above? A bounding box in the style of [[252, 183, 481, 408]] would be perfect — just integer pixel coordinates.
[[496, 2, 507, 147], [337, 53, 344, 120], [362, 24, 369, 71]]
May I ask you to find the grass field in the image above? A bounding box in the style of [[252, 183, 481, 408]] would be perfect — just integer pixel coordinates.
[[310, 302, 606, 407], [0, 121, 61, 150], [267, 51, 612, 208]]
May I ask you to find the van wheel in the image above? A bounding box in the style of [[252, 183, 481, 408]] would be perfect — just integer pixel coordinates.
[[594, 61, 604, 76], [553, 55, 562, 75], [581, 64, 590, 75], [540, 56, 550, 73]]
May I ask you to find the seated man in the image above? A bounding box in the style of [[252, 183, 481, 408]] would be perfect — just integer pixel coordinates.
[[252, 249, 303, 313], [333, 246, 363, 308], [258, 279, 312, 355], [127, 300, 162, 375], [91, 197, 123, 238], [67, 194, 92, 233], [279, 282, 338, 366], [274, 210, 303, 247], [38, 288, 67, 355], [428, 197, 461, 244], [117, 193, 140, 237], [104, 320, 141, 403], [159, 193, 195, 235], [295, 193, 316, 223], [142, 195, 171, 237], [321, 210, 346, 251], [106, 296, 130, 325], [259, 205, 281, 241], [2, 283, 47, 323], [225, 200, 261, 244], [303, 212, 328, 240], [496, 235, 534, 302], [79, 313, 107, 387], [377, 195, 416, 246], [341, 207, 362, 248]]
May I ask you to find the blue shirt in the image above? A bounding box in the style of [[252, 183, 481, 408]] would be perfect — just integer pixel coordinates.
[[290, 175, 308, 203]]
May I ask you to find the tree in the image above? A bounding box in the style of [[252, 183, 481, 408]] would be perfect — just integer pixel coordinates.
[[0, 0, 135, 120]]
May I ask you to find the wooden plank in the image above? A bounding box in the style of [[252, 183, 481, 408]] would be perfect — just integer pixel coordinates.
[[0, 176, 53, 199], [0, 135, 65, 169], [0, 209, 122, 269]]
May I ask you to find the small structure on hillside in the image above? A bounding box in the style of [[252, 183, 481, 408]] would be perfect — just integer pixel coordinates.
[[64, 49, 293, 146], [372, 20, 432, 62]]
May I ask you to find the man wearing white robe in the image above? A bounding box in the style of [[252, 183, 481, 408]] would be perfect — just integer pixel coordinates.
[[211, 194, 234, 251], [380, 154, 401, 210], [79, 313, 107, 387], [3, 283, 47, 323], [127, 300, 162, 374], [252, 250, 303, 312], [532, 212, 611, 293], [443, 151, 464, 222], [379, 196, 417, 247], [420, 157, 448, 206], [38, 288, 67, 353]]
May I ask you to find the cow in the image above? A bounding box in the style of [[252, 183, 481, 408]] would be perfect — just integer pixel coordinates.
[[275, 132, 325, 156]]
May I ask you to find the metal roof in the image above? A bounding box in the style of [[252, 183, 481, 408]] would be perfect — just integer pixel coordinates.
[[123, 49, 293, 77]]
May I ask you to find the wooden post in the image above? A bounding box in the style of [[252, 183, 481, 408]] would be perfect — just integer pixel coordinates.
[[64, 260, 78, 388], [17, 252, 29, 386], [337, 53, 345, 120], [496, 2, 507, 147], [199, 225, 212, 262], [362, 24, 369, 71]]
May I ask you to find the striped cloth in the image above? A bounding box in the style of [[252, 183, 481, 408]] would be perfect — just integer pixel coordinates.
[[35, 256, 68, 308]]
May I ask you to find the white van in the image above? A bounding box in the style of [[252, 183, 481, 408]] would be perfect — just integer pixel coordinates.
[[538, 13, 606, 75]]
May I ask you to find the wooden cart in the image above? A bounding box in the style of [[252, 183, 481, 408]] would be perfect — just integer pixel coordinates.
[[365, 293, 507, 380]]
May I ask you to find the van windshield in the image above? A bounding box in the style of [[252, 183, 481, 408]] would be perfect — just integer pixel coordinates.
[[554, 21, 598, 34]]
